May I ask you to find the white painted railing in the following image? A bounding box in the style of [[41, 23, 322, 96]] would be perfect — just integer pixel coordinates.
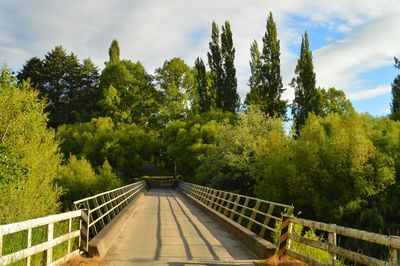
[[73, 180, 146, 251], [0, 181, 147, 265], [0, 210, 83, 266]]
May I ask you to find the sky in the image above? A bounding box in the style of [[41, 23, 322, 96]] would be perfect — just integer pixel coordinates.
[[0, 0, 399, 116]]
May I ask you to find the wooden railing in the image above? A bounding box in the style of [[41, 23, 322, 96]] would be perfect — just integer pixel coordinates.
[[73, 180, 146, 251], [0, 210, 83, 266], [277, 215, 400, 266], [178, 181, 294, 245]]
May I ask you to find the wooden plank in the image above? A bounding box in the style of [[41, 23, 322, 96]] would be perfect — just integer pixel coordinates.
[[290, 216, 400, 249], [47, 222, 54, 264]]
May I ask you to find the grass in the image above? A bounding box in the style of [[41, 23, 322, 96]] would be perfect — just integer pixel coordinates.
[[255, 255, 307, 266], [60, 256, 108, 266], [2, 217, 80, 266]]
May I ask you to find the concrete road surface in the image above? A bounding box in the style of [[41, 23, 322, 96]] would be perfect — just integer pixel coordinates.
[[104, 189, 258, 265]]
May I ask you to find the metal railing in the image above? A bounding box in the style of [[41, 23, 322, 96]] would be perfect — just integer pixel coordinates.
[[277, 215, 400, 265], [178, 181, 294, 245], [73, 180, 146, 251], [0, 210, 83, 266]]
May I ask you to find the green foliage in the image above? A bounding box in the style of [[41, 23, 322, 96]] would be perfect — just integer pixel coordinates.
[[160, 110, 236, 180], [99, 41, 160, 126], [208, 21, 239, 112], [17, 46, 101, 127], [317, 87, 355, 116], [246, 12, 286, 118], [0, 66, 61, 224], [291, 32, 318, 136], [155, 57, 194, 121], [196, 107, 284, 194], [58, 117, 157, 179], [391, 57, 400, 120], [193, 57, 212, 113], [56, 156, 121, 209]]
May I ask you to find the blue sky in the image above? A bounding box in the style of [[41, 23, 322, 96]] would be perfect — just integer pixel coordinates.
[[0, 0, 399, 116]]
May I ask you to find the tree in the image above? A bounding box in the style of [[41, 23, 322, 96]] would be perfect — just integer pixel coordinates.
[[17, 47, 101, 127], [221, 21, 240, 112], [317, 87, 354, 116], [245, 40, 262, 105], [155, 57, 194, 120], [291, 32, 318, 136], [208, 21, 224, 110], [0, 66, 62, 223], [208, 21, 239, 112], [246, 13, 286, 118], [194, 57, 212, 113], [390, 57, 400, 120], [108, 39, 120, 64]]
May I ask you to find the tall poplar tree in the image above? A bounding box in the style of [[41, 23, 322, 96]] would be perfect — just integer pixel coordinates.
[[291, 32, 318, 136], [208, 21, 224, 109], [194, 57, 211, 113], [221, 21, 239, 112], [390, 57, 400, 120], [245, 41, 262, 105], [108, 39, 120, 64], [246, 12, 286, 117], [208, 21, 239, 112]]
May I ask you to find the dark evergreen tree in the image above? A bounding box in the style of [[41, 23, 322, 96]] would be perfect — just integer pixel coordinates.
[[17, 46, 101, 127], [390, 57, 400, 120], [245, 40, 262, 105], [16, 57, 43, 88], [207, 21, 224, 110], [220, 21, 239, 112], [291, 32, 318, 136], [246, 12, 286, 118], [194, 57, 211, 113], [109, 39, 120, 64]]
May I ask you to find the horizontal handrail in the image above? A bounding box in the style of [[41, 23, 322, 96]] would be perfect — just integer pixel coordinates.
[[177, 181, 294, 246], [277, 215, 400, 265], [74, 182, 143, 205], [0, 210, 81, 235]]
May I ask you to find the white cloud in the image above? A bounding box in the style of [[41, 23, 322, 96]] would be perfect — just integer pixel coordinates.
[[347, 85, 391, 101], [0, 0, 399, 109]]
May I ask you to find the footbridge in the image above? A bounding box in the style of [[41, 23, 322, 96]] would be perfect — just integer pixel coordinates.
[[1, 178, 400, 265]]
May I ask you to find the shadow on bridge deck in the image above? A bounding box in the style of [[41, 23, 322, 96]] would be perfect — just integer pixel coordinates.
[[104, 188, 257, 265]]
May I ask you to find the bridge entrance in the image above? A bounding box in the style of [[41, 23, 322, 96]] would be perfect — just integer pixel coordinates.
[[104, 188, 257, 265]]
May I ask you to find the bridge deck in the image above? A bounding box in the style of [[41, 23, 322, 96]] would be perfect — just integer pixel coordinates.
[[104, 188, 257, 265]]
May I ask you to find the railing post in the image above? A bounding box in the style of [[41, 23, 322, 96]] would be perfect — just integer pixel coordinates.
[[327, 224, 337, 265], [259, 204, 275, 238], [67, 218, 72, 254], [276, 215, 292, 257], [223, 193, 234, 216], [80, 209, 90, 253], [237, 198, 250, 225], [27, 228, 32, 266], [47, 222, 54, 264], [389, 236, 400, 265], [229, 195, 241, 220], [247, 200, 261, 231]]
